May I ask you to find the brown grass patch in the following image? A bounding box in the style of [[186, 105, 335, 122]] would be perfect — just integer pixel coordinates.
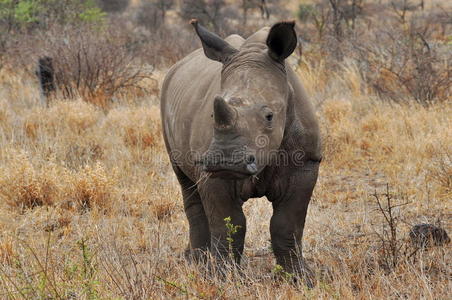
[[0, 151, 60, 210], [0, 237, 16, 265], [0, 36, 450, 299], [151, 200, 177, 221], [65, 163, 119, 213]]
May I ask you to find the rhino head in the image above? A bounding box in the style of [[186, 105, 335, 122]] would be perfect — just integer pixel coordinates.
[[192, 20, 297, 179]]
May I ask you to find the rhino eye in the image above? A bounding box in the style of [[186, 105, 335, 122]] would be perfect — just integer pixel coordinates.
[[265, 112, 273, 122]]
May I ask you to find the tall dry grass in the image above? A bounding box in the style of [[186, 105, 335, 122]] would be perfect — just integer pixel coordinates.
[[0, 51, 450, 298]]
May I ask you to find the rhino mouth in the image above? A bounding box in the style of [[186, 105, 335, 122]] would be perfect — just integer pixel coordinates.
[[202, 158, 258, 179]]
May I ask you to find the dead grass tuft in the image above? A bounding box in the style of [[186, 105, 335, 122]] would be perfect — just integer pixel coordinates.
[[322, 99, 352, 124], [103, 105, 163, 150], [427, 151, 452, 199], [65, 163, 119, 213], [151, 200, 177, 221], [0, 151, 60, 210], [0, 236, 16, 265], [0, 149, 119, 214]]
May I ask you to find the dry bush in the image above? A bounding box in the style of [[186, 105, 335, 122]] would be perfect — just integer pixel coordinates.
[[0, 100, 12, 138], [296, 0, 368, 63], [136, 1, 165, 31], [295, 55, 330, 99], [128, 23, 200, 67], [0, 96, 164, 215], [371, 185, 410, 272], [318, 97, 451, 193], [179, 0, 228, 32], [353, 21, 451, 103], [135, 0, 174, 31], [296, 0, 451, 104], [390, 0, 425, 23], [14, 25, 153, 108], [16, 98, 112, 171], [96, 0, 130, 13]]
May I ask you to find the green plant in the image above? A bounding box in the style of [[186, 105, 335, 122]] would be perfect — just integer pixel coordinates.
[[0, 234, 62, 299], [14, 0, 40, 25], [272, 264, 294, 281], [78, 239, 100, 300], [224, 216, 241, 259], [0, 0, 105, 34], [79, 0, 106, 23]]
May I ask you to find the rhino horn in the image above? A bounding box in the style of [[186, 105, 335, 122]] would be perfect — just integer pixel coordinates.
[[214, 96, 236, 128]]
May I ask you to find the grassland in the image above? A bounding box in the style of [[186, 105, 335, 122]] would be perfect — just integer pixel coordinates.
[[0, 51, 450, 299], [0, 0, 450, 298]]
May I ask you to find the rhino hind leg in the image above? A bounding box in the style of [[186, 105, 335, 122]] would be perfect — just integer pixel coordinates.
[[269, 160, 320, 288], [173, 166, 211, 263]]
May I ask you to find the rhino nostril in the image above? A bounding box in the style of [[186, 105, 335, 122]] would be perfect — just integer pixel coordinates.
[[246, 155, 255, 164]]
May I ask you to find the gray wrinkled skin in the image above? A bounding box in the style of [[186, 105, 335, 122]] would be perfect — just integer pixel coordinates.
[[160, 21, 322, 283]]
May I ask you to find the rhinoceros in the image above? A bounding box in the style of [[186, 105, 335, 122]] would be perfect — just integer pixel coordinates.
[[160, 20, 322, 281]]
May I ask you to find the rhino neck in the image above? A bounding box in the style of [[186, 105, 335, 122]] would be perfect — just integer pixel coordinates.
[[280, 85, 301, 151], [280, 83, 323, 162]]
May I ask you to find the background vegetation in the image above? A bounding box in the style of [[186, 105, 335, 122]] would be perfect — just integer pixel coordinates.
[[0, 0, 450, 298]]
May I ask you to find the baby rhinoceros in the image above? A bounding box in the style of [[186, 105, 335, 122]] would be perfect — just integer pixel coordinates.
[[160, 20, 322, 285]]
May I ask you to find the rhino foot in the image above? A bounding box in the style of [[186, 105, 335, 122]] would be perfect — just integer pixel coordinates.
[[184, 247, 245, 280], [274, 255, 315, 288], [184, 247, 210, 265]]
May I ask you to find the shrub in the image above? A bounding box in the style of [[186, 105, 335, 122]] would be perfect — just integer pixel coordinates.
[[297, 3, 316, 23], [132, 24, 199, 67], [179, 0, 226, 32], [0, 0, 106, 67], [0, 0, 105, 33], [18, 25, 153, 107], [96, 0, 129, 13], [353, 23, 451, 103], [136, 0, 174, 31], [296, 0, 451, 104]]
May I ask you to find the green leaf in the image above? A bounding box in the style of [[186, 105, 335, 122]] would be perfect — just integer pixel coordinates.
[[14, 0, 40, 25]]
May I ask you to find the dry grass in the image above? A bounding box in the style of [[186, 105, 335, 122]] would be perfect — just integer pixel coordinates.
[[0, 42, 451, 300]]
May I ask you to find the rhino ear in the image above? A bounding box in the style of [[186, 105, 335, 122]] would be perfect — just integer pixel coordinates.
[[266, 21, 297, 62], [190, 19, 238, 64]]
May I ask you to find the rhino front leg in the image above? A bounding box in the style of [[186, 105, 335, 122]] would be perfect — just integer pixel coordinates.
[[174, 166, 211, 262], [269, 160, 319, 286], [198, 179, 246, 265], [183, 186, 211, 262]]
